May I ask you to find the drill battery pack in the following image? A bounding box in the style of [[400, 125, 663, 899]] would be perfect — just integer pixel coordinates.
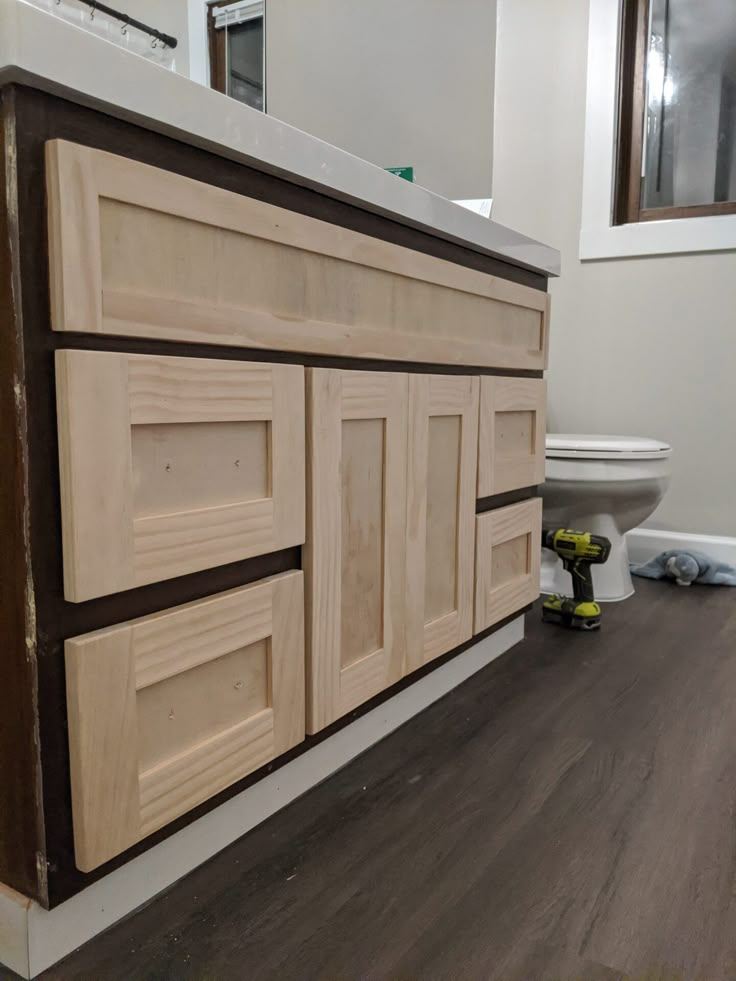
[[542, 594, 602, 630]]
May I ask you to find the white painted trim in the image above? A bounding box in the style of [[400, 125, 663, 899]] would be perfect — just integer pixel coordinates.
[[214, 1, 263, 30], [186, 0, 208, 86], [579, 0, 736, 261], [0, 885, 32, 979], [0, 618, 524, 979], [627, 527, 736, 567]]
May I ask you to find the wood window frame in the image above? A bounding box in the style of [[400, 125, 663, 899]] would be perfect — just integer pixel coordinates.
[[207, 0, 265, 107], [614, 0, 736, 224]]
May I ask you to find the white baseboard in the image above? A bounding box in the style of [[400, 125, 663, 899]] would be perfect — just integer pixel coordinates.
[[0, 617, 524, 980], [626, 527, 736, 567]]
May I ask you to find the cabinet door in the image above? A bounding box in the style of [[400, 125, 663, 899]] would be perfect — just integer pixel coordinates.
[[56, 350, 305, 601], [305, 369, 407, 733], [477, 378, 546, 497], [405, 375, 479, 672], [475, 498, 542, 632], [65, 571, 305, 871]]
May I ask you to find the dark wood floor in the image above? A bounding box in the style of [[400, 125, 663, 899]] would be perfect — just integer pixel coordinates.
[[27, 579, 736, 979]]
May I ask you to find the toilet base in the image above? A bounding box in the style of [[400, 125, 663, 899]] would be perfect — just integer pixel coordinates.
[[540, 518, 635, 602]]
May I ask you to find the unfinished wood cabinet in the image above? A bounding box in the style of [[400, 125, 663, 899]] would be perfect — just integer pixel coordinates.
[[474, 498, 542, 633], [305, 369, 407, 733], [46, 140, 550, 370], [478, 377, 547, 497], [65, 571, 304, 871], [55, 350, 304, 601], [405, 375, 479, 671]]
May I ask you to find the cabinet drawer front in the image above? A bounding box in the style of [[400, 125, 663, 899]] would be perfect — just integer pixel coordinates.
[[47, 140, 549, 370], [478, 377, 547, 497], [474, 498, 542, 632], [305, 368, 408, 733], [406, 375, 479, 671], [56, 350, 304, 601], [65, 571, 305, 871]]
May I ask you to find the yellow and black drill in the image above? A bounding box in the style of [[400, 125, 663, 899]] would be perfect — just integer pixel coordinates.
[[541, 528, 612, 630]]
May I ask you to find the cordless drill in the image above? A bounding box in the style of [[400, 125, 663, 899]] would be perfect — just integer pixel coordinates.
[[541, 528, 612, 630]]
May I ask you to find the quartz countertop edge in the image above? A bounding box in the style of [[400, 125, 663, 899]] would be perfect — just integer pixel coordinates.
[[0, 0, 560, 277]]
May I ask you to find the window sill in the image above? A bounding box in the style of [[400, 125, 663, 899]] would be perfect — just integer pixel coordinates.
[[580, 0, 736, 262], [580, 212, 736, 261]]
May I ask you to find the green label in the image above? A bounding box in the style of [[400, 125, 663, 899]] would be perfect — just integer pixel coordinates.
[[385, 166, 414, 182]]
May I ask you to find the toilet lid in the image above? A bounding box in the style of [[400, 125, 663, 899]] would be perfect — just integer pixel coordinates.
[[546, 433, 672, 460]]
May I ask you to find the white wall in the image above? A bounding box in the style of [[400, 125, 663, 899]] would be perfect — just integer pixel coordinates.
[[264, 0, 496, 200], [494, 0, 736, 537], [182, 1, 496, 196], [116, 0, 190, 75]]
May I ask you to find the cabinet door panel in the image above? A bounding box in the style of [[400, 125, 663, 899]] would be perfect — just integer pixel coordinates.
[[56, 350, 304, 601], [475, 498, 542, 632], [306, 369, 407, 732], [47, 139, 550, 370], [65, 571, 304, 871], [406, 375, 479, 671], [478, 378, 547, 496]]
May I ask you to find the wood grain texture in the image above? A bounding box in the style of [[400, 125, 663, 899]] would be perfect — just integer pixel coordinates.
[[65, 629, 140, 872], [475, 498, 542, 633], [478, 376, 547, 497], [46, 140, 549, 370], [55, 350, 304, 600], [64, 572, 305, 869], [45, 580, 736, 981], [270, 568, 306, 755], [45, 139, 102, 334], [406, 374, 479, 672], [132, 581, 273, 690], [139, 709, 275, 838], [305, 369, 407, 732], [55, 349, 134, 601]]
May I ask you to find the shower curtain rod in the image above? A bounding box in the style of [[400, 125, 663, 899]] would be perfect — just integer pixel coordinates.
[[75, 0, 178, 48]]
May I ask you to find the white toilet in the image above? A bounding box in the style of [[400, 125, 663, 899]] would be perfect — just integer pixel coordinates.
[[540, 434, 672, 601]]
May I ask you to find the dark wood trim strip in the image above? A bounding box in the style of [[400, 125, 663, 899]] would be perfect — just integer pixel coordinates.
[[639, 200, 736, 221], [0, 89, 46, 903], [614, 0, 649, 225], [477, 487, 539, 513]]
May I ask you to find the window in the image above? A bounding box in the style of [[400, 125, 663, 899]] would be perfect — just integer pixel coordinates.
[[208, 0, 265, 111], [615, 0, 736, 223]]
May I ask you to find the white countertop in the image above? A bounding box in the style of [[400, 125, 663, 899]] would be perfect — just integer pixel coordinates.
[[0, 0, 560, 277]]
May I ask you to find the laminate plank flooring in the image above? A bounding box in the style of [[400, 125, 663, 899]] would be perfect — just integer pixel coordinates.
[[29, 579, 736, 979]]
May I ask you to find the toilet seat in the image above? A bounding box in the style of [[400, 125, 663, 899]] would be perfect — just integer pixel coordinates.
[[546, 433, 672, 462]]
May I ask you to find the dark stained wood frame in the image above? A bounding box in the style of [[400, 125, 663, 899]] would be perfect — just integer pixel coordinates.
[[614, 0, 736, 224], [2, 81, 546, 909], [0, 88, 47, 903], [207, 0, 265, 110], [207, 0, 228, 94]]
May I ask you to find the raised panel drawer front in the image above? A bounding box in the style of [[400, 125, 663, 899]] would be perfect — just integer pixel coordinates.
[[406, 375, 479, 671], [474, 498, 542, 633], [46, 140, 550, 370], [65, 571, 305, 871], [305, 369, 408, 733], [56, 350, 305, 602], [478, 377, 547, 497]]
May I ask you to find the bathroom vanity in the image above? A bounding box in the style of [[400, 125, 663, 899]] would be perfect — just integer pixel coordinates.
[[0, 0, 558, 926]]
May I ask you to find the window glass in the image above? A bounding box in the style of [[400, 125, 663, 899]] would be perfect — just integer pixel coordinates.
[[642, 0, 736, 210], [226, 19, 264, 110]]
